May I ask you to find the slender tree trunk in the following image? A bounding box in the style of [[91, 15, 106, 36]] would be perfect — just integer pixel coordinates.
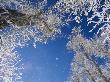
[[85, 69, 96, 82], [84, 52, 109, 82]]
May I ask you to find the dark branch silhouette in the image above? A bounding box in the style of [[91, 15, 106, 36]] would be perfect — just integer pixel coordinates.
[[0, 8, 53, 33], [0, 8, 26, 29]]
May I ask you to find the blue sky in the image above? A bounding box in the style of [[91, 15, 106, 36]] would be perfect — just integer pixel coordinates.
[[17, 36, 73, 82]]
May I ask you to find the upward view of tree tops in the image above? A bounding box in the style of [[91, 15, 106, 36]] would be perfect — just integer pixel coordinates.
[[0, 0, 110, 82]]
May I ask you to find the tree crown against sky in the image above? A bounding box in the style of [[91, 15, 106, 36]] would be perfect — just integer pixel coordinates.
[[0, 0, 110, 82]]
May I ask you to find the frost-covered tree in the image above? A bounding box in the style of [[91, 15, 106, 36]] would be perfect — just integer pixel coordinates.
[[67, 27, 110, 82], [0, 0, 110, 82], [54, 0, 110, 82], [52, 0, 110, 81], [0, 0, 62, 82]]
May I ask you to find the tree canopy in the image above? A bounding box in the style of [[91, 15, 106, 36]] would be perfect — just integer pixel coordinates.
[[0, 0, 110, 82]]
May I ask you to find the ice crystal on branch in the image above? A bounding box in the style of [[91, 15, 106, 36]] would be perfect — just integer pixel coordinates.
[[54, 0, 100, 16], [53, 0, 110, 35], [0, 45, 23, 82]]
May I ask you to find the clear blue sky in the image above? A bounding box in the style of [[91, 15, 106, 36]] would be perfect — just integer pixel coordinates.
[[17, 36, 74, 82]]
